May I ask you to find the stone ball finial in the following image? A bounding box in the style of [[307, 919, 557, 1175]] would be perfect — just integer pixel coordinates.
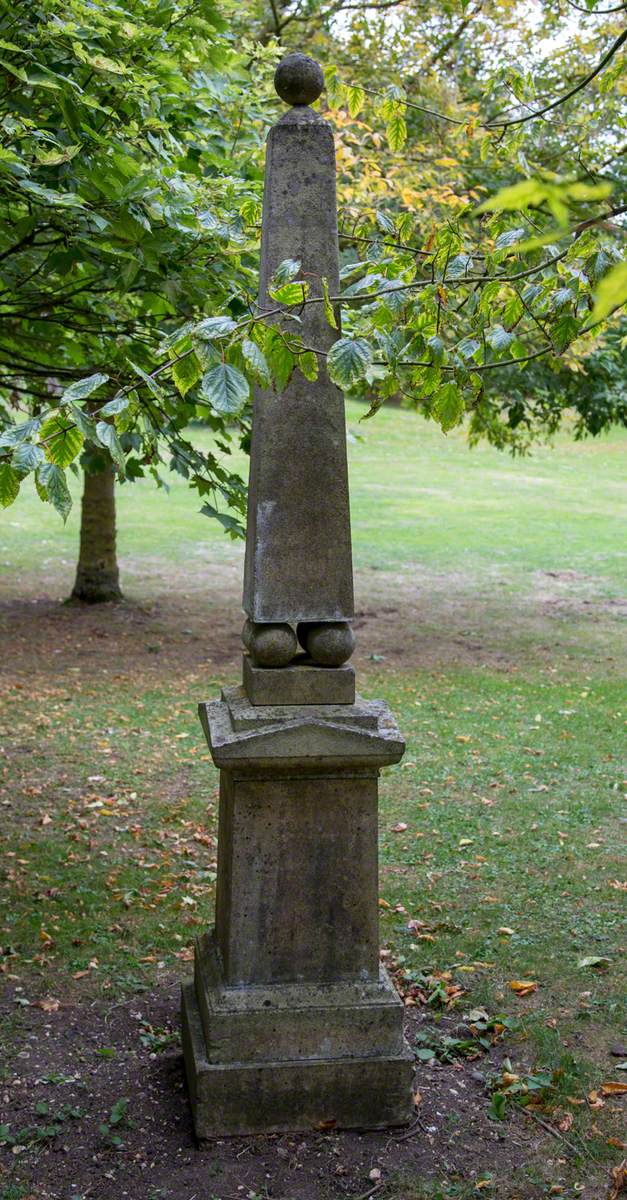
[[274, 52, 324, 107]]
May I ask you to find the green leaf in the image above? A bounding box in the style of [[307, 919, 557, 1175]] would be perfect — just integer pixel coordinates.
[[494, 227, 526, 250], [0, 463, 20, 507], [550, 287, 575, 311], [270, 259, 301, 288], [129, 361, 164, 400], [200, 503, 244, 537], [60, 374, 109, 403], [264, 328, 295, 391], [347, 85, 365, 118], [68, 405, 98, 441], [478, 179, 548, 213], [200, 364, 249, 414], [434, 382, 464, 432], [327, 337, 373, 388], [322, 277, 338, 329], [427, 335, 446, 365], [109, 1098, 129, 1125], [456, 337, 480, 361], [552, 314, 580, 353], [36, 463, 72, 521], [12, 442, 45, 476], [488, 326, 514, 352], [194, 315, 237, 341], [241, 339, 271, 387], [503, 295, 524, 327], [172, 353, 202, 398], [489, 1092, 507, 1121], [298, 351, 318, 381], [100, 394, 130, 417], [0, 418, 41, 449], [590, 260, 627, 323], [268, 280, 309, 306], [577, 955, 610, 970], [376, 211, 396, 235], [95, 421, 125, 471], [39, 415, 84, 467], [386, 113, 407, 153], [239, 197, 262, 225]]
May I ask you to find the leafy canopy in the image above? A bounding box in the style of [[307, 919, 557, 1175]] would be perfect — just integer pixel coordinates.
[[1, 0, 625, 521]]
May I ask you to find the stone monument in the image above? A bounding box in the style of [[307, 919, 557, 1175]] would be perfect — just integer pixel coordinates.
[[181, 51, 414, 1136]]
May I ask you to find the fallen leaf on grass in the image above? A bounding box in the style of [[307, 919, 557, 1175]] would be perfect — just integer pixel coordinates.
[[391, 822, 408, 833], [588, 1090, 605, 1108], [557, 1112, 573, 1132], [35, 997, 60, 1012], [498, 927, 514, 935], [608, 1159, 626, 1200], [609, 880, 627, 892], [608, 1138, 627, 1151], [601, 1082, 627, 1095], [578, 955, 610, 970], [509, 979, 538, 996]]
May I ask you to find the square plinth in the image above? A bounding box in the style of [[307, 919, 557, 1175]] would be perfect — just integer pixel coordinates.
[[243, 655, 355, 705], [181, 978, 414, 1137]]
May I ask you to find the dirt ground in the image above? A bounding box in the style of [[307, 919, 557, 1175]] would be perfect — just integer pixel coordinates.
[[1, 981, 548, 1200], [1, 562, 624, 1200], [5, 556, 625, 687]]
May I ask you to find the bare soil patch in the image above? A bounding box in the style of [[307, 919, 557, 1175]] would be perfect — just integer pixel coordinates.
[[2, 557, 624, 694], [0, 983, 548, 1200]]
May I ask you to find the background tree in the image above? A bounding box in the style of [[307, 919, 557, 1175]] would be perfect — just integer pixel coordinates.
[[0, 0, 276, 599], [1, 0, 625, 587]]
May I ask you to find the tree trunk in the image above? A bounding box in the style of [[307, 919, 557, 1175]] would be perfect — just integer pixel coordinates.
[[71, 459, 122, 603]]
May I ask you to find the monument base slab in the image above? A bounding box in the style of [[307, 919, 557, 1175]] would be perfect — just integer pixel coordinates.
[[183, 687, 413, 1136], [242, 654, 355, 705], [182, 978, 414, 1137]]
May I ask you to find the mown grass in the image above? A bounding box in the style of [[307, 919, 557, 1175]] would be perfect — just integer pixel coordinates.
[[3, 401, 627, 591], [1, 406, 626, 1197]]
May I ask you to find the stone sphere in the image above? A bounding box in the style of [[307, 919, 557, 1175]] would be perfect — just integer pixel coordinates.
[[301, 621, 355, 667], [248, 622, 297, 668], [274, 53, 324, 107], [241, 618, 254, 652]]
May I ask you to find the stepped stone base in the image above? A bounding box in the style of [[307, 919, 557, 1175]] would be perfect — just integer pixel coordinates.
[[183, 685, 413, 1137], [242, 655, 355, 705], [182, 941, 414, 1136]]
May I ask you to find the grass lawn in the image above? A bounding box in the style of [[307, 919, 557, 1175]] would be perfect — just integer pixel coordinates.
[[1, 405, 625, 1200]]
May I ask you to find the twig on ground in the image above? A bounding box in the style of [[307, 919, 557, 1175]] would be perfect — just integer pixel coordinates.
[[354, 1185, 383, 1200], [521, 1105, 584, 1157]]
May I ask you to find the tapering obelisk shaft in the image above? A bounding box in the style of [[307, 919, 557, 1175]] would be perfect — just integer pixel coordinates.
[[182, 54, 413, 1138], [242, 109, 353, 624]]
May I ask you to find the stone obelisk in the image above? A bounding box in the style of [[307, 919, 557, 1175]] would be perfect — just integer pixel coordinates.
[[181, 52, 414, 1136]]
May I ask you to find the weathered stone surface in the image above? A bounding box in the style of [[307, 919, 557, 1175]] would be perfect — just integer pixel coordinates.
[[182, 57, 410, 1139], [213, 767, 380, 985], [274, 52, 324, 107], [193, 931, 405, 1063], [182, 981, 414, 1137], [199, 689, 404, 771], [222, 684, 380, 730], [242, 654, 355, 706], [247, 621, 297, 667], [242, 103, 353, 626], [300, 620, 355, 665]]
